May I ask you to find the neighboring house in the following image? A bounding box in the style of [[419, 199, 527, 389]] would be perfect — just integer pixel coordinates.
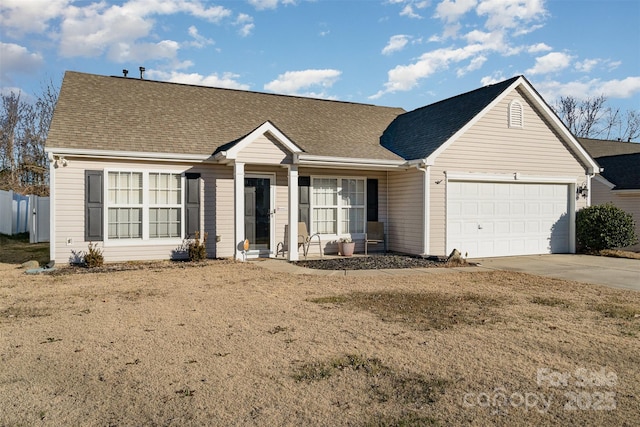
[[578, 138, 640, 251], [45, 72, 598, 264]]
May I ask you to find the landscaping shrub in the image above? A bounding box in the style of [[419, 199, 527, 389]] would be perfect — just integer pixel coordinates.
[[576, 203, 638, 251], [84, 242, 104, 268], [188, 231, 208, 262]]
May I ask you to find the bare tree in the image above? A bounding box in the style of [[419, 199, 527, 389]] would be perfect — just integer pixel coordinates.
[[0, 79, 59, 195], [553, 95, 640, 142]]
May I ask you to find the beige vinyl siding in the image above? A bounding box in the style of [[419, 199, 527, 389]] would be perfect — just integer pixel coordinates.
[[591, 179, 640, 251], [387, 168, 424, 255], [429, 88, 589, 256], [52, 158, 235, 264], [236, 134, 292, 164]]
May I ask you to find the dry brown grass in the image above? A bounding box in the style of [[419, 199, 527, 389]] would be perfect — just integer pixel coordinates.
[[597, 249, 640, 260], [1, 261, 638, 426]]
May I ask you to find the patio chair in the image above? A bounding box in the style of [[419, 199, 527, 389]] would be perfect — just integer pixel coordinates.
[[365, 221, 386, 255], [276, 222, 323, 259]]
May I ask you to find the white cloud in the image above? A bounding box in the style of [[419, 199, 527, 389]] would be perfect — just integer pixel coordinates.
[[526, 51, 573, 75], [394, 0, 430, 19], [598, 77, 640, 99], [108, 40, 181, 63], [248, 0, 296, 10], [236, 13, 255, 37], [264, 69, 341, 96], [371, 44, 484, 98], [0, 42, 44, 84], [456, 55, 487, 76], [19, 0, 232, 61], [480, 73, 507, 86], [382, 35, 410, 55], [186, 25, 214, 48], [0, 0, 71, 36], [400, 5, 421, 19], [575, 58, 599, 73], [527, 42, 552, 53], [476, 0, 547, 30], [606, 60, 622, 71], [146, 70, 250, 90], [374, 0, 550, 99], [535, 77, 640, 103], [434, 0, 477, 23]]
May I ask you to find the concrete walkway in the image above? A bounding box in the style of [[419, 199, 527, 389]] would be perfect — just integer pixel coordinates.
[[253, 254, 640, 291]]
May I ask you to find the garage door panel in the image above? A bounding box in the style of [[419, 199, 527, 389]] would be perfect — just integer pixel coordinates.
[[447, 182, 570, 258]]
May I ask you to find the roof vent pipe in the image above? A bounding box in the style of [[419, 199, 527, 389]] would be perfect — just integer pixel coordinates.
[[139, 66, 145, 79], [122, 69, 128, 77]]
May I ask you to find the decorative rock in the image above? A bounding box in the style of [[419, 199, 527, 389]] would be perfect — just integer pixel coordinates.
[[21, 260, 39, 269], [447, 249, 462, 262]]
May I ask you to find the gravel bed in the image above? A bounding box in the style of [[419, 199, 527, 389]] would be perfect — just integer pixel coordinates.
[[294, 254, 468, 270]]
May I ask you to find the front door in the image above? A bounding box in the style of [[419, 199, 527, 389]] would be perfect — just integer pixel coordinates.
[[244, 175, 273, 257]]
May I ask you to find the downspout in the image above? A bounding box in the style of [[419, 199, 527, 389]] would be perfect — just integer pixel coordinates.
[[47, 151, 56, 263], [586, 169, 598, 207], [415, 163, 430, 256], [385, 170, 389, 240]]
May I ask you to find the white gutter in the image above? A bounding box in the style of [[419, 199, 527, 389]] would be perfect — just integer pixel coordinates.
[[611, 189, 640, 194], [45, 147, 213, 163], [296, 153, 407, 170], [415, 162, 430, 256]]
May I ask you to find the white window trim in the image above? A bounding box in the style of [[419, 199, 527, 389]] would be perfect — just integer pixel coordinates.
[[310, 175, 367, 237], [104, 168, 185, 247]]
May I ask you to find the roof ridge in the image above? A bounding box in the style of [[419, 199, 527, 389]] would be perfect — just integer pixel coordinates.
[[66, 71, 405, 111], [405, 75, 522, 113]]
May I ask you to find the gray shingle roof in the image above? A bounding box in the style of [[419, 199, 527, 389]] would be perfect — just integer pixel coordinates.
[[578, 138, 640, 190], [380, 76, 520, 160], [47, 71, 406, 160]]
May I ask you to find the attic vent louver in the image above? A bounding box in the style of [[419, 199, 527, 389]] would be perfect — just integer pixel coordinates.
[[508, 100, 524, 128]]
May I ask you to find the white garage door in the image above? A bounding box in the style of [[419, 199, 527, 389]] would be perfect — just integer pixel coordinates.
[[447, 182, 570, 258]]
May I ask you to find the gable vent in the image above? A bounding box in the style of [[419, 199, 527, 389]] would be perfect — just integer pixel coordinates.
[[508, 100, 524, 128]]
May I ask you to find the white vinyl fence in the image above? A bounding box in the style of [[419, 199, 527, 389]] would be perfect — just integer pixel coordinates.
[[0, 189, 50, 242]]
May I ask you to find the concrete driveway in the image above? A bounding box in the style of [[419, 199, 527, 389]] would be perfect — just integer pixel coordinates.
[[470, 254, 640, 291]]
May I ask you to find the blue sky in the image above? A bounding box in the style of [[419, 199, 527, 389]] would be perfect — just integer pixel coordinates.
[[1, 0, 639, 113]]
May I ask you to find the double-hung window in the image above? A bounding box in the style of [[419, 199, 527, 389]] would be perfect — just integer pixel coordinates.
[[106, 171, 183, 241], [149, 173, 182, 238], [108, 172, 143, 239], [311, 177, 365, 235], [340, 179, 365, 233]]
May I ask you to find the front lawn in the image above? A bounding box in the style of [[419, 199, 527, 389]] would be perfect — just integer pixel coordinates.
[[1, 260, 638, 426]]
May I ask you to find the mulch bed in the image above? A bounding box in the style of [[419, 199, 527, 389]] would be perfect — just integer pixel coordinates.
[[294, 254, 469, 270]]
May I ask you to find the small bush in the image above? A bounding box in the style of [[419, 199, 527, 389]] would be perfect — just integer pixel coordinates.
[[576, 203, 638, 251], [188, 231, 208, 262], [84, 242, 104, 268]]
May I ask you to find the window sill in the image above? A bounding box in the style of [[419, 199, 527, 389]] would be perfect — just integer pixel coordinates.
[[104, 238, 184, 247]]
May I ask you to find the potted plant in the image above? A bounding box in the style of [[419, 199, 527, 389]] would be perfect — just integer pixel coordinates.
[[339, 237, 355, 256]]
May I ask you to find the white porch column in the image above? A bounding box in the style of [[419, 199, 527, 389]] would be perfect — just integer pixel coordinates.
[[288, 164, 299, 261], [234, 162, 245, 261]]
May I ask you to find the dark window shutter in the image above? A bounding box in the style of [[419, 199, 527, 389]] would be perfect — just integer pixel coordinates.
[[85, 170, 104, 241], [185, 173, 201, 238], [367, 178, 378, 222], [298, 176, 310, 230]]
